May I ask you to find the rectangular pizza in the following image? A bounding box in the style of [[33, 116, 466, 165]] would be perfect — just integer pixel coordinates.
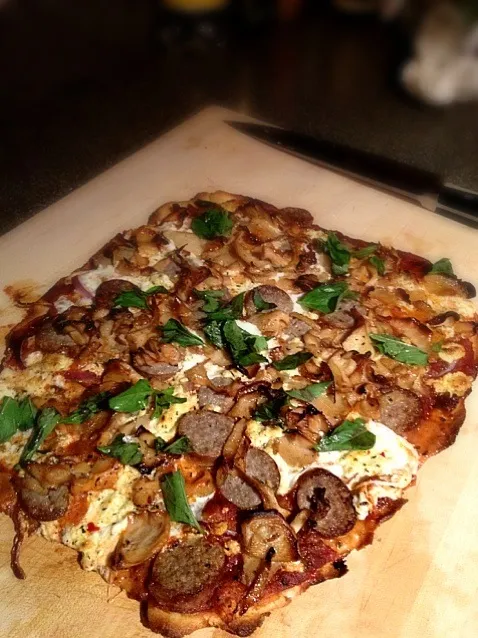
[[0, 191, 476, 637]]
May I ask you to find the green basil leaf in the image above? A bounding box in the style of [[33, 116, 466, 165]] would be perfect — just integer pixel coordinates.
[[155, 436, 167, 452], [253, 290, 276, 312], [431, 340, 444, 353], [114, 285, 167, 310], [370, 333, 428, 366], [0, 397, 21, 444], [63, 392, 110, 424], [18, 398, 38, 431], [206, 292, 245, 321], [203, 320, 225, 349], [222, 320, 247, 360], [109, 379, 153, 413], [98, 434, 143, 466], [369, 255, 385, 276], [145, 285, 168, 295], [429, 258, 454, 276], [299, 282, 356, 314], [238, 352, 268, 366], [194, 289, 224, 313], [152, 387, 187, 419], [163, 436, 191, 455], [316, 417, 376, 452], [272, 352, 313, 371], [324, 232, 351, 275], [286, 381, 331, 403], [253, 391, 289, 426], [160, 470, 203, 531], [19, 407, 61, 465], [162, 319, 204, 347], [353, 244, 377, 259], [191, 208, 234, 240]]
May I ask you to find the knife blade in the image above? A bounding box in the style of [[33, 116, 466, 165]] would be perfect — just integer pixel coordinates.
[[226, 120, 478, 227]]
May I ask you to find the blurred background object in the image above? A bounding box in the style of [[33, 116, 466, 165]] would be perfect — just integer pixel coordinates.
[[0, 0, 476, 234]]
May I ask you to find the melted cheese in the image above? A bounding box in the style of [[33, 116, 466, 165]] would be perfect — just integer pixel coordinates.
[[0, 354, 73, 400], [41, 466, 138, 571], [428, 372, 474, 397], [262, 420, 419, 520], [146, 392, 197, 441]]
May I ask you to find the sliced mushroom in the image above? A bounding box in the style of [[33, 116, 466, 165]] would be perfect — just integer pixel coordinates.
[[112, 511, 170, 569], [378, 388, 422, 435], [295, 469, 356, 538], [242, 511, 297, 562], [244, 448, 280, 492], [244, 286, 293, 316], [275, 433, 318, 468]]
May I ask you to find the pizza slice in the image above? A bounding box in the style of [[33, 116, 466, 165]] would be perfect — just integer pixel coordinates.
[[0, 191, 476, 637]]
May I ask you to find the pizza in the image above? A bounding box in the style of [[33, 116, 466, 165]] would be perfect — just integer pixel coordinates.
[[0, 191, 476, 637]]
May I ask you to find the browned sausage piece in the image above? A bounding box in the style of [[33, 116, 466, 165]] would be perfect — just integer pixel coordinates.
[[245, 448, 280, 492], [296, 468, 356, 538], [197, 387, 234, 413], [379, 388, 422, 435], [35, 320, 77, 354], [287, 317, 311, 337], [150, 537, 225, 598], [17, 474, 69, 522], [242, 511, 297, 562], [219, 471, 261, 510], [94, 279, 139, 309], [244, 286, 293, 316], [177, 410, 234, 458]]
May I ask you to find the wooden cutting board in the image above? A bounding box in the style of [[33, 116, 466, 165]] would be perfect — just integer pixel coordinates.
[[0, 106, 477, 638]]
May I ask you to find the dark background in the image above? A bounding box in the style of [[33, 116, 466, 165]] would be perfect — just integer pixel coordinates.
[[1, 0, 477, 234]]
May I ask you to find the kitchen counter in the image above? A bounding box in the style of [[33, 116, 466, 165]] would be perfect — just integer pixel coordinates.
[[0, 2, 477, 235]]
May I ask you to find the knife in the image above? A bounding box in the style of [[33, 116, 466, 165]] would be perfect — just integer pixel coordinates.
[[226, 120, 478, 228]]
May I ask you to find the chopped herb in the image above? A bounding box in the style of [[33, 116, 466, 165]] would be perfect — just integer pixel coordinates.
[[299, 282, 357, 314], [191, 208, 234, 240], [160, 470, 203, 532], [193, 289, 225, 313], [286, 382, 331, 403], [152, 387, 187, 420], [315, 417, 376, 452], [203, 319, 225, 349], [253, 391, 289, 426], [98, 434, 143, 466], [0, 396, 37, 444], [253, 290, 276, 312], [324, 232, 351, 275], [108, 379, 153, 413], [272, 352, 313, 371], [114, 285, 168, 310], [205, 292, 245, 321], [19, 407, 60, 465], [431, 340, 444, 353], [429, 258, 454, 276], [63, 392, 110, 424], [370, 333, 428, 366], [353, 244, 378, 259], [155, 436, 192, 455], [222, 320, 268, 368], [162, 319, 204, 347], [369, 255, 385, 276]]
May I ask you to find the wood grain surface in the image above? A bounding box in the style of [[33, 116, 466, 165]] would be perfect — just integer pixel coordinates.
[[0, 107, 477, 638]]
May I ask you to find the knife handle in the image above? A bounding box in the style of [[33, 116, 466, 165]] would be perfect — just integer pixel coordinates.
[[437, 185, 478, 228]]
